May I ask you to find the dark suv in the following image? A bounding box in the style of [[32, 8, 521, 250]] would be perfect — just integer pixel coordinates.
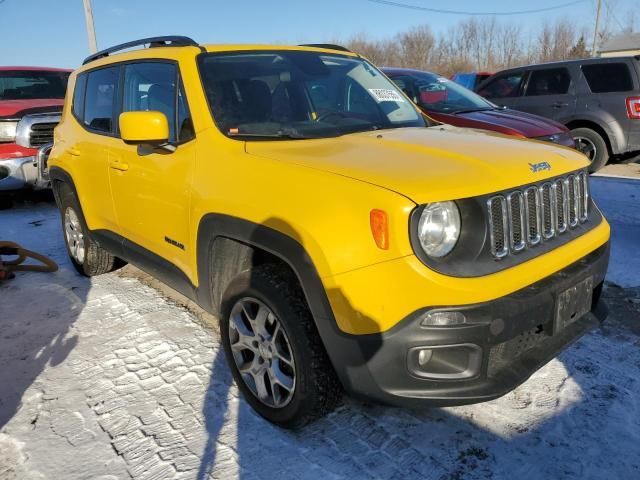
[[477, 57, 640, 171]]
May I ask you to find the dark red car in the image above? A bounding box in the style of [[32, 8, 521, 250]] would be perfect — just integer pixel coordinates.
[[0, 66, 71, 191], [383, 68, 575, 148]]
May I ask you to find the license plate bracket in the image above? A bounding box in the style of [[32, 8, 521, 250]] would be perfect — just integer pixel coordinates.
[[554, 276, 593, 334]]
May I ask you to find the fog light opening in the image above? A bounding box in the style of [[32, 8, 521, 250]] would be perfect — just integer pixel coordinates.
[[408, 344, 482, 380]]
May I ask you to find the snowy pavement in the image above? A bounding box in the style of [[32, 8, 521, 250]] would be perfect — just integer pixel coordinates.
[[1, 178, 639, 480]]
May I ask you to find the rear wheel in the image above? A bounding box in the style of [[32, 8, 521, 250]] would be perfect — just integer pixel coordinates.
[[220, 264, 341, 428], [57, 184, 116, 277], [571, 127, 609, 172]]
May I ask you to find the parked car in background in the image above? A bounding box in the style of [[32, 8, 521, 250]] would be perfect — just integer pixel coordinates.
[[476, 57, 640, 171], [383, 67, 575, 148], [0, 66, 70, 191], [451, 71, 493, 91]]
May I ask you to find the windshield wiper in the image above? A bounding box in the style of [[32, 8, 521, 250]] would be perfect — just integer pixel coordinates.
[[228, 129, 316, 140], [452, 107, 493, 115]]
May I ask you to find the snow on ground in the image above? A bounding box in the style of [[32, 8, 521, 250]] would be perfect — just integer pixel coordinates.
[[591, 176, 640, 288], [0, 179, 639, 480]]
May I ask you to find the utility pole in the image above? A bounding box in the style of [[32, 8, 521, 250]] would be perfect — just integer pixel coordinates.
[[591, 0, 602, 57], [82, 0, 98, 54]]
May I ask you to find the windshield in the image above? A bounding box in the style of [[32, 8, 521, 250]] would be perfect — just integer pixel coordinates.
[[198, 51, 426, 139], [0, 70, 69, 101], [390, 71, 493, 115]]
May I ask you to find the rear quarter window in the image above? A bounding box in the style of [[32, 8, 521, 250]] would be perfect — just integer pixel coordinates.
[[581, 63, 634, 93], [72, 74, 87, 120]]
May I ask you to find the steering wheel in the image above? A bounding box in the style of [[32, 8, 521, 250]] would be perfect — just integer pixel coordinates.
[[314, 110, 350, 123]]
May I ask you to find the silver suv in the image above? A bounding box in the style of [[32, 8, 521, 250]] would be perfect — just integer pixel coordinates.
[[477, 56, 640, 171]]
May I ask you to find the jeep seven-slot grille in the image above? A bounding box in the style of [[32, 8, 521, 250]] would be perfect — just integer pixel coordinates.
[[487, 171, 589, 259], [29, 122, 57, 147]]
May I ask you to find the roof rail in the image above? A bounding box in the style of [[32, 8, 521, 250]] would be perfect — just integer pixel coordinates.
[[82, 36, 200, 65], [299, 43, 352, 53]]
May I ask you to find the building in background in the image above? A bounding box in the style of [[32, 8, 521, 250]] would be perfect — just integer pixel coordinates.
[[599, 32, 640, 57]]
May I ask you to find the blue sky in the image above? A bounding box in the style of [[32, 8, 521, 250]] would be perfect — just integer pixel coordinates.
[[0, 0, 635, 68]]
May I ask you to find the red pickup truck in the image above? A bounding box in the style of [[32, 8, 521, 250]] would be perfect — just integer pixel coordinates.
[[0, 66, 71, 191]]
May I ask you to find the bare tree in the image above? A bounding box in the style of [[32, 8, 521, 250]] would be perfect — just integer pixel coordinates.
[[497, 23, 522, 68], [396, 25, 435, 70], [336, 9, 634, 76]]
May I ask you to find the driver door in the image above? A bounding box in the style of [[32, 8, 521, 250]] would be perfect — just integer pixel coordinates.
[[108, 61, 196, 277]]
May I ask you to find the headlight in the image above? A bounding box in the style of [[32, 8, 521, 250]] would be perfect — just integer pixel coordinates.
[[0, 121, 18, 142], [536, 131, 574, 147], [417, 201, 461, 257]]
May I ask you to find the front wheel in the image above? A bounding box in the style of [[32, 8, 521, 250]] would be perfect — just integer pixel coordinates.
[[571, 127, 609, 172], [220, 264, 341, 428]]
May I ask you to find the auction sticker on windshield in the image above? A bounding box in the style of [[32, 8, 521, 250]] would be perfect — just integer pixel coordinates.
[[369, 89, 405, 103]]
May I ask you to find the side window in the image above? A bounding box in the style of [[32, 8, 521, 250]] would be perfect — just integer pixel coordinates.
[[122, 62, 194, 144], [525, 68, 571, 96], [581, 63, 633, 93], [72, 74, 87, 121], [477, 72, 524, 98], [123, 62, 178, 142], [473, 75, 491, 90], [84, 66, 119, 133]]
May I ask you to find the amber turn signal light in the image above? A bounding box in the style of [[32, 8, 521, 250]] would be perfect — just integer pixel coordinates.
[[370, 209, 389, 250]]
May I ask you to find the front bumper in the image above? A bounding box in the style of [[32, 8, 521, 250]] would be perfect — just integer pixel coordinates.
[[0, 156, 37, 191], [327, 242, 609, 407]]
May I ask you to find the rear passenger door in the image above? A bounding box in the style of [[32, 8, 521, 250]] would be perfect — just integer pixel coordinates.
[[476, 70, 526, 109], [108, 61, 196, 277], [69, 66, 120, 233], [518, 67, 576, 122]]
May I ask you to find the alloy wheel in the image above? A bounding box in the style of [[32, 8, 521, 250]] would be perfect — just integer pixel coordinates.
[[228, 297, 296, 408], [64, 207, 85, 264]]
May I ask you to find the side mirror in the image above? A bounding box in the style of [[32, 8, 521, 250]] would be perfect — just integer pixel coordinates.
[[119, 111, 173, 151]]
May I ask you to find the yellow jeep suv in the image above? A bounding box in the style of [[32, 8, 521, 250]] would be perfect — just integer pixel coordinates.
[[48, 37, 610, 428]]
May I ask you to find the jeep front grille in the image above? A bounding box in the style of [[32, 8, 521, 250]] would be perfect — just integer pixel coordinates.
[[487, 171, 589, 259], [15, 113, 61, 149], [29, 122, 57, 147]]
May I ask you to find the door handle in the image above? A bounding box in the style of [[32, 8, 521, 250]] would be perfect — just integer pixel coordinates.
[[552, 102, 569, 109], [109, 160, 129, 171]]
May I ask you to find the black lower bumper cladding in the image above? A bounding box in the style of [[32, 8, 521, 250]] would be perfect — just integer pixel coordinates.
[[330, 242, 610, 407]]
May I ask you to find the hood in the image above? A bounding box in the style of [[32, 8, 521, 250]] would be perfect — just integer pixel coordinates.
[[0, 99, 64, 118], [446, 108, 567, 138], [245, 126, 589, 204]]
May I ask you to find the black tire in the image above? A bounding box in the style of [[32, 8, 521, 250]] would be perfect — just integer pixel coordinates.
[[220, 264, 342, 429], [571, 127, 609, 172], [56, 183, 116, 277]]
